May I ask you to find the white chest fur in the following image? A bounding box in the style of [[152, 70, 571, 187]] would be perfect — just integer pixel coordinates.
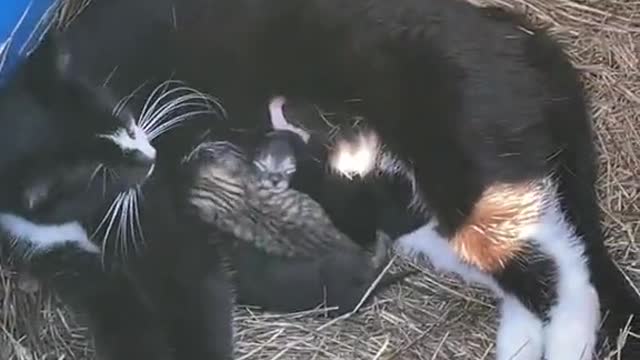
[[0, 213, 100, 254]]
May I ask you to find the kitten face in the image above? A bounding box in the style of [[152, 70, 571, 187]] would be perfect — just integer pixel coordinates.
[[252, 137, 297, 193]]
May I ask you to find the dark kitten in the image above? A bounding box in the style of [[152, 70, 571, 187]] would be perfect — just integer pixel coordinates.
[[219, 230, 411, 317]]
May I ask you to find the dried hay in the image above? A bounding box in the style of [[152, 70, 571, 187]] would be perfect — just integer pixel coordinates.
[[1, 0, 639, 359]]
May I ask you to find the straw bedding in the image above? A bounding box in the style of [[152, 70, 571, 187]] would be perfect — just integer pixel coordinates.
[[1, 0, 639, 358]]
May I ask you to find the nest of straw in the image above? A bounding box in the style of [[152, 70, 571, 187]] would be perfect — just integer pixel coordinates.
[[1, 0, 639, 359]]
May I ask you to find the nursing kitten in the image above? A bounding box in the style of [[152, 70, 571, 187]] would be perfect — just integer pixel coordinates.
[[252, 130, 304, 193], [0, 10, 232, 360], [185, 140, 413, 315], [259, 96, 385, 252], [217, 229, 409, 316], [187, 140, 362, 257]]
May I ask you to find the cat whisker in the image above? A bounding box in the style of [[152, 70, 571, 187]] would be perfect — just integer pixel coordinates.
[[124, 189, 139, 256], [138, 82, 224, 136], [142, 92, 223, 136], [133, 187, 146, 248], [139, 83, 205, 130], [147, 109, 218, 141], [138, 80, 181, 128], [90, 193, 119, 241], [87, 163, 104, 190], [112, 80, 150, 118], [101, 166, 108, 197], [86, 192, 120, 266], [100, 192, 126, 265], [144, 100, 209, 135], [117, 190, 132, 260], [105, 167, 119, 180]]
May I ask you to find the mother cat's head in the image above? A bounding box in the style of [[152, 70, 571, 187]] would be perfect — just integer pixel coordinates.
[[0, 33, 218, 228], [0, 37, 155, 222]]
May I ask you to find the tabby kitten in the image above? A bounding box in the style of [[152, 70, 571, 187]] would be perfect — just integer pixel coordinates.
[[187, 140, 360, 257], [185, 140, 412, 315], [252, 130, 303, 193]]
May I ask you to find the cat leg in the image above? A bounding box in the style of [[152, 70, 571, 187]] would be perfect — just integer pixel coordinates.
[[0, 214, 172, 359], [521, 199, 600, 360], [443, 179, 599, 359], [394, 222, 545, 360], [496, 295, 544, 360], [26, 246, 174, 360], [169, 243, 234, 360]]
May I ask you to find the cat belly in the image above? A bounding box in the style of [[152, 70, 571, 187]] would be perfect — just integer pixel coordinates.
[[394, 221, 502, 294]]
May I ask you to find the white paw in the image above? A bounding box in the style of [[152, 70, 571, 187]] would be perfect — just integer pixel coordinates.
[[496, 296, 544, 360], [544, 284, 599, 360]]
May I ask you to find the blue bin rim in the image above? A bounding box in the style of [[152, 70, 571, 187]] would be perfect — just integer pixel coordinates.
[[0, 0, 60, 86]]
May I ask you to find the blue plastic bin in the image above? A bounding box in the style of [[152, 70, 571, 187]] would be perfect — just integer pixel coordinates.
[[0, 0, 59, 86]]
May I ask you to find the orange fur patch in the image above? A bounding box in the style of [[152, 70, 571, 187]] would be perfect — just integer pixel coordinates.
[[450, 180, 552, 273]]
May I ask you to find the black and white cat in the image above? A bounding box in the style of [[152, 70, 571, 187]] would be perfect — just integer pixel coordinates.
[[0, 5, 233, 359], [3, 0, 639, 359], [162, 1, 640, 359]]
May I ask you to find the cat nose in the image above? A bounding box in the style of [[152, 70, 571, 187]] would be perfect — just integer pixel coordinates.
[[269, 174, 282, 185]]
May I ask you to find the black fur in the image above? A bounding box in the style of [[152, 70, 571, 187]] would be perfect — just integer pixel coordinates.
[[165, 0, 640, 356], [0, 6, 233, 359], [2, 0, 638, 357], [218, 230, 412, 317]]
